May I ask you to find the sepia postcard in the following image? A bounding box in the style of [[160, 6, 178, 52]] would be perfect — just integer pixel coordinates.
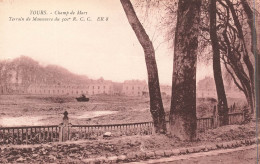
[[0, 0, 259, 163]]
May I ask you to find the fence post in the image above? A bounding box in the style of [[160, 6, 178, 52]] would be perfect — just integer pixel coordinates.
[[213, 105, 219, 128], [59, 111, 71, 142]]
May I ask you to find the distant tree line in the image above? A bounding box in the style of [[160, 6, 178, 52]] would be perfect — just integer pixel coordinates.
[[0, 56, 90, 88]]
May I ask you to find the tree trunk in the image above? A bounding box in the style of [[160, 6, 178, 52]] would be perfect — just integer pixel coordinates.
[[169, 0, 201, 141], [241, 0, 259, 117], [221, 24, 255, 115], [209, 0, 229, 126], [225, 0, 255, 114], [120, 0, 166, 133]]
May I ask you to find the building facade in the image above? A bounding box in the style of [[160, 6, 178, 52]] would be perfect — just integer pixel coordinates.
[[27, 78, 114, 96], [121, 80, 171, 97], [197, 76, 244, 99], [122, 80, 148, 96], [197, 76, 217, 98]]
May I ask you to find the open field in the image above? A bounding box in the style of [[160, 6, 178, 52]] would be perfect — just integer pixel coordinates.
[[0, 94, 247, 127], [0, 94, 153, 126]]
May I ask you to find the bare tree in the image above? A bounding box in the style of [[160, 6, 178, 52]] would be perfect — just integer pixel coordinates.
[[169, 0, 202, 141], [240, 0, 259, 117], [120, 0, 166, 133], [209, 0, 229, 125], [214, 0, 255, 115]]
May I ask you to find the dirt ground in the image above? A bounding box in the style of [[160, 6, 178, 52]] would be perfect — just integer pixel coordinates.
[[0, 124, 258, 163], [0, 94, 246, 126], [0, 94, 153, 126], [159, 146, 259, 164], [0, 94, 257, 163]]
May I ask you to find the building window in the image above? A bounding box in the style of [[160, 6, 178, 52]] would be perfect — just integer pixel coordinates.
[[103, 86, 106, 89], [93, 86, 94, 89], [98, 86, 100, 89], [132, 86, 134, 90]]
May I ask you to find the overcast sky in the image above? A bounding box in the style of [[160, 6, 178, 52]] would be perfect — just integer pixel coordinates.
[[0, 0, 212, 85]]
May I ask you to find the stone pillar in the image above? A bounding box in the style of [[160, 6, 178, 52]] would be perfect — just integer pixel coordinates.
[[59, 111, 71, 142]]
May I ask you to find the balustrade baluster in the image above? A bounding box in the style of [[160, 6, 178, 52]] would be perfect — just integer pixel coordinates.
[[43, 128, 46, 142], [84, 127, 87, 138], [80, 127, 83, 139], [12, 129, 14, 144], [3, 129, 5, 144], [39, 128, 41, 143], [17, 129, 20, 144], [47, 127, 49, 142], [54, 127, 56, 141], [26, 128, 28, 144], [51, 127, 53, 142], [21, 128, 24, 144], [7, 129, 9, 144], [30, 128, 32, 141]]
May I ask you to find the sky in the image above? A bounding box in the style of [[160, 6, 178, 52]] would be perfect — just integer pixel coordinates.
[[0, 0, 212, 85]]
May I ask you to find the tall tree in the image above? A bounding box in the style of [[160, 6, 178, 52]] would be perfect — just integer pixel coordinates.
[[120, 0, 166, 133], [215, 0, 255, 115], [169, 0, 202, 141], [209, 0, 229, 125], [225, 0, 255, 114], [240, 0, 259, 117]]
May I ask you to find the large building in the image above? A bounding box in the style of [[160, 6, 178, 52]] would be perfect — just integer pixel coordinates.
[[197, 76, 217, 98], [121, 80, 171, 97], [122, 80, 148, 96], [197, 76, 244, 99], [27, 78, 114, 96], [1, 72, 172, 97]]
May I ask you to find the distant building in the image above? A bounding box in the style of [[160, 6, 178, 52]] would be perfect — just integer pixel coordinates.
[[197, 76, 244, 99], [87, 78, 114, 95], [121, 80, 171, 97], [122, 80, 148, 96], [0, 84, 27, 94], [27, 78, 114, 96], [197, 76, 217, 98]]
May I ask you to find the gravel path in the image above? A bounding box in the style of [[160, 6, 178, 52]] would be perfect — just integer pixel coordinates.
[[131, 144, 259, 164]]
